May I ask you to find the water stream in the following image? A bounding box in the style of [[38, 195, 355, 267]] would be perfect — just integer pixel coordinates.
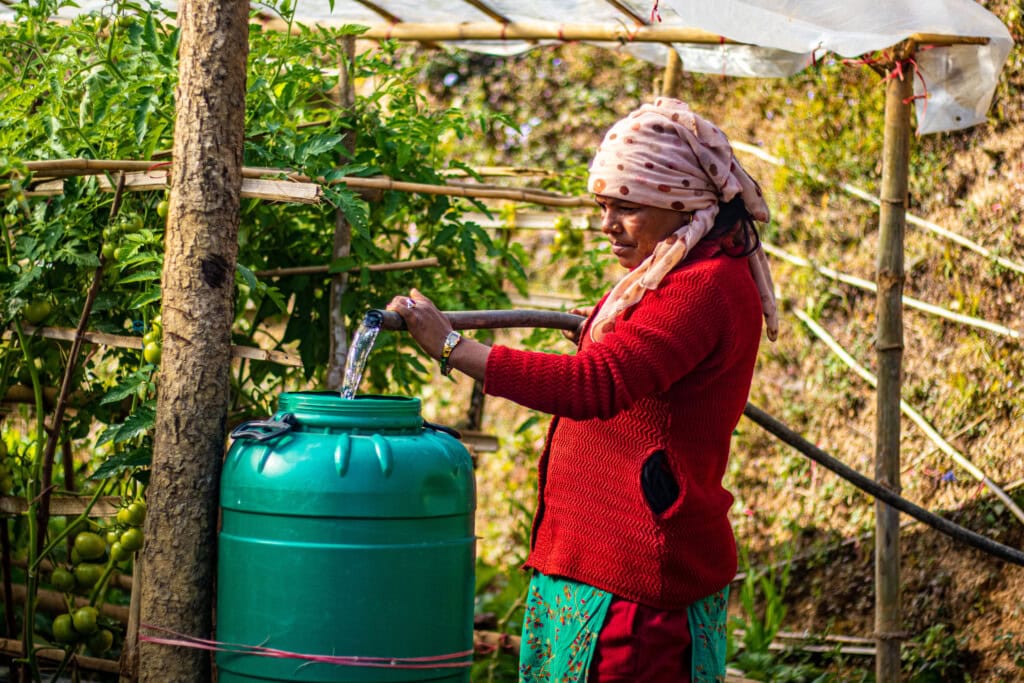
[[339, 310, 383, 399]]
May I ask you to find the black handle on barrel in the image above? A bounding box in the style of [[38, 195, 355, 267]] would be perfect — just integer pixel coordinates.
[[372, 309, 586, 334]]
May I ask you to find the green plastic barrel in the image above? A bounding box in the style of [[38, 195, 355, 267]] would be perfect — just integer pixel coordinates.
[[216, 392, 476, 683]]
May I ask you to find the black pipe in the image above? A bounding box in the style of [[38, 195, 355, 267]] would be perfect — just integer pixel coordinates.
[[378, 307, 1024, 566], [372, 308, 586, 333], [743, 402, 1024, 566]]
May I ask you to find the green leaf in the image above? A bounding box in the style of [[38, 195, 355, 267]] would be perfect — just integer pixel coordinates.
[[99, 376, 147, 405], [114, 405, 156, 443], [89, 447, 152, 480]]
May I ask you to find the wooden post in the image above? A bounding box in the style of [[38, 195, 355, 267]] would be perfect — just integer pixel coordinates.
[[874, 58, 913, 683], [661, 48, 683, 98], [326, 36, 357, 390]]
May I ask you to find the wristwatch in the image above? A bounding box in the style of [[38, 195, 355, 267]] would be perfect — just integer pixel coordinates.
[[439, 331, 463, 377]]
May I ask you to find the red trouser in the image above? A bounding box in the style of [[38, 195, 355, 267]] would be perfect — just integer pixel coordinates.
[[588, 595, 692, 682]]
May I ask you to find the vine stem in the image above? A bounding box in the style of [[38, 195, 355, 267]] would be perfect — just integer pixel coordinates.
[[35, 174, 126, 556], [13, 318, 46, 683]]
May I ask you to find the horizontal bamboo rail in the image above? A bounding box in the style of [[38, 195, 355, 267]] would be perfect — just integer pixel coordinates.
[[0, 495, 120, 517], [3, 325, 303, 368], [256, 18, 990, 48], [9, 584, 130, 624], [13, 159, 587, 208], [0, 636, 120, 675], [10, 557, 132, 593], [255, 256, 438, 278]]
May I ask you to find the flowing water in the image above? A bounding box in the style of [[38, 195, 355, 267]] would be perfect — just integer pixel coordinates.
[[339, 310, 383, 399]]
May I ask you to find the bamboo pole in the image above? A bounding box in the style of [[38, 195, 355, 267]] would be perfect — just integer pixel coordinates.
[[792, 308, 1024, 526], [15, 160, 588, 207], [255, 256, 439, 278], [4, 326, 303, 368], [661, 49, 684, 98], [311, 22, 990, 47], [732, 141, 1024, 277], [874, 65, 914, 683], [0, 496, 120, 517], [0, 637, 120, 675], [761, 242, 1021, 339]]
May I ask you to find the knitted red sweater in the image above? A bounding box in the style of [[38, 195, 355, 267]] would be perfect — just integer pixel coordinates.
[[483, 242, 762, 609]]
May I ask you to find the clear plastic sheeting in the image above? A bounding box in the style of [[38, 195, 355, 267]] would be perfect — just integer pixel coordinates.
[[1, 0, 1012, 134]]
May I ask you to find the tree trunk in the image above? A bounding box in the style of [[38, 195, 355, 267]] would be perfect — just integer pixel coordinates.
[[135, 2, 249, 681]]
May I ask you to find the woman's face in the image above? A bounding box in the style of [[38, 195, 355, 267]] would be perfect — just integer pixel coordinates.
[[595, 195, 692, 269]]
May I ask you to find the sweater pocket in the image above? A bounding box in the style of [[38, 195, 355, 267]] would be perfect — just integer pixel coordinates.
[[640, 449, 680, 516]]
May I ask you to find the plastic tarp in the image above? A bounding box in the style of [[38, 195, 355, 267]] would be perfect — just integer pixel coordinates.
[[1, 0, 1012, 134]]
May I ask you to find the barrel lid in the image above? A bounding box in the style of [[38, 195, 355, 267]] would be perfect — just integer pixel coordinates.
[[275, 392, 422, 432]]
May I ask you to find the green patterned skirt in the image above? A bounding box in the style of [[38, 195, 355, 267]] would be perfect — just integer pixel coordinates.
[[519, 572, 729, 682]]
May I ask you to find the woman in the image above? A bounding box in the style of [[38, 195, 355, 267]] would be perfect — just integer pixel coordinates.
[[388, 98, 776, 683]]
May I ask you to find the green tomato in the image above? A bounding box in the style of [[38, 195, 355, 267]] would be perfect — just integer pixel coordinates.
[[23, 300, 52, 324], [74, 532, 107, 561], [51, 567, 76, 593], [105, 529, 120, 546], [87, 628, 114, 654], [156, 200, 169, 218], [120, 527, 144, 552], [125, 501, 147, 526], [143, 342, 162, 365], [101, 243, 116, 260], [116, 507, 133, 526], [72, 606, 99, 635], [52, 614, 78, 643], [109, 541, 130, 562], [142, 330, 160, 345], [73, 563, 103, 588]]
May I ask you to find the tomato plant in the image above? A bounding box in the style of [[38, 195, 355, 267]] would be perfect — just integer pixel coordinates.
[[0, 0, 527, 676]]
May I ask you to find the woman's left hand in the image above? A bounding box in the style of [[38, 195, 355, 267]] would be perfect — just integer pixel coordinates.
[[385, 288, 452, 360]]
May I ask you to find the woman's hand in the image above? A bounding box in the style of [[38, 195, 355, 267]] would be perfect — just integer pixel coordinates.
[[385, 288, 452, 360], [562, 305, 594, 344]]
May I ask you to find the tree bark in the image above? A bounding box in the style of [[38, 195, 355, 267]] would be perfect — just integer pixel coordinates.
[[136, 2, 249, 681]]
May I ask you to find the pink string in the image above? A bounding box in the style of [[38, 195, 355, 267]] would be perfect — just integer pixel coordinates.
[[139, 624, 473, 670], [650, 0, 661, 23]]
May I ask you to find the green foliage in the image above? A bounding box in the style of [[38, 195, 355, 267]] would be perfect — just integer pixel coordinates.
[[0, 2, 525, 674], [903, 623, 970, 682]]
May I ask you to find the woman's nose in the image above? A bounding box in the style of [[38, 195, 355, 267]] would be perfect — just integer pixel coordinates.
[[600, 211, 619, 234]]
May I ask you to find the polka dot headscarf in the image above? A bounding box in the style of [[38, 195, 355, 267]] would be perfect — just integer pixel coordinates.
[[587, 98, 778, 342]]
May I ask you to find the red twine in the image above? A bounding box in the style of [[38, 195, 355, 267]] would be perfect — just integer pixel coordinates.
[[841, 50, 931, 118], [650, 0, 661, 24], [138, 624, 474, 670]]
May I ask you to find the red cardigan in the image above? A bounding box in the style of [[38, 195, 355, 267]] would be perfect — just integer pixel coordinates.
[[483, 241, 762, 608]]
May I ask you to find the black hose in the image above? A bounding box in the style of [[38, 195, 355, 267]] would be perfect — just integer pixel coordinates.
[[376, 306, 1024, 566], [743, 403, 1024, 567]]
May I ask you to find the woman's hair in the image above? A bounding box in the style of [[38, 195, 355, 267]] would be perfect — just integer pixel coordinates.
[[705, 195, 761, 258]]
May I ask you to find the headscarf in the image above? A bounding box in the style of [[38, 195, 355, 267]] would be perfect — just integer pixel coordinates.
[[586, 98, 778, 342]]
